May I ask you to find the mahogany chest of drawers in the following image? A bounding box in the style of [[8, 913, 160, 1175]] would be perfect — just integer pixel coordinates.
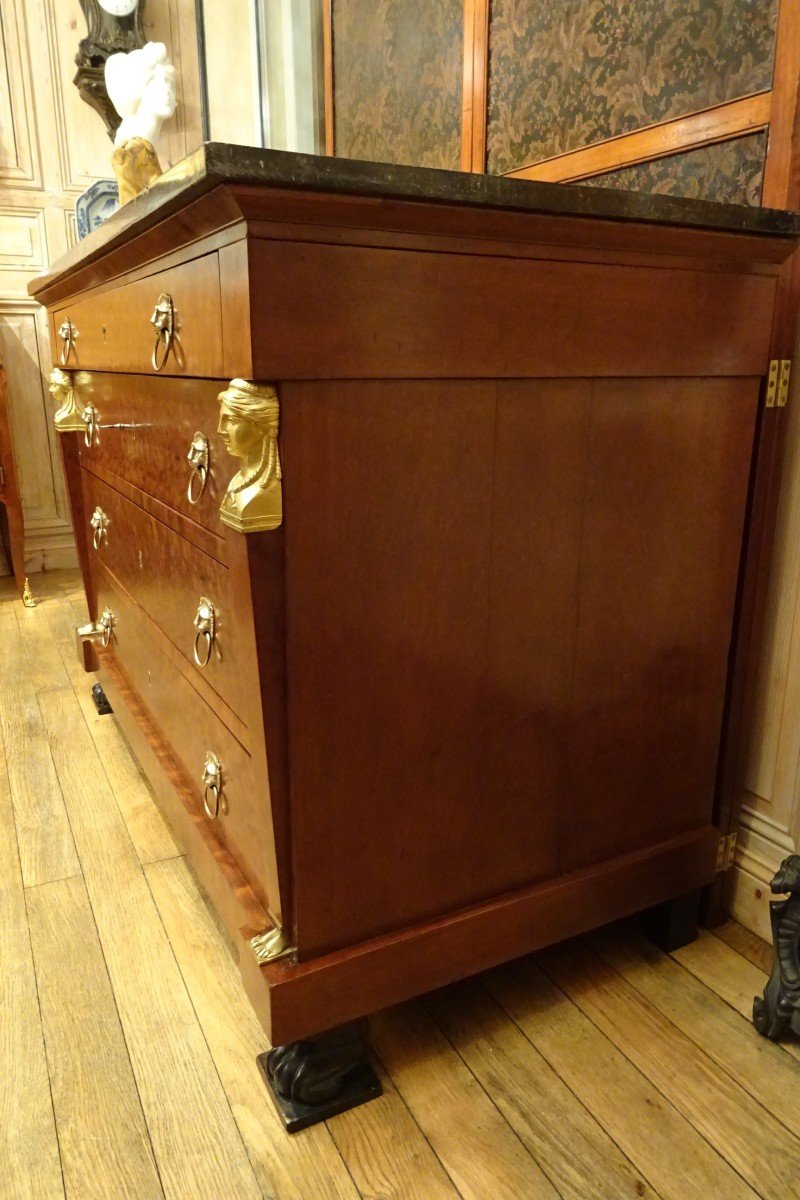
[[30, 145, 800, 1123]]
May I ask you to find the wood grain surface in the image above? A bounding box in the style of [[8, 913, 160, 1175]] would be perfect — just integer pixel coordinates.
[[92, 566, 274, 913], [283, 377, 756, 955], [248, 238, 776, 379], [541, 937, 800, 1199], [26, 875, 163, 1200], [0, 605, 79, 886], [78, 373, 229, 539], [84, 470, 246, 722], [485, 955, 760, 1200], [0, 740, 63, 1200], [51, 252, 224, 376], [34, 677, 264, 1200]]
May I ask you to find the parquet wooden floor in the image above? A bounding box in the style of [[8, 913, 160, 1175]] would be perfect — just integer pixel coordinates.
[[2, 569, 799, 1200]]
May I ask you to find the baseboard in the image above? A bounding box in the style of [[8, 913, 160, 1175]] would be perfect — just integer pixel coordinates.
[[24, 529, 78, 572], [729, 805, 796, 941]]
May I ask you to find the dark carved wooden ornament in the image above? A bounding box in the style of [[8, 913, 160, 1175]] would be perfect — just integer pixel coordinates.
[[753, 855, 800, 1040], [74, 0, 146, 140], [257, 1019, 382, 1132]]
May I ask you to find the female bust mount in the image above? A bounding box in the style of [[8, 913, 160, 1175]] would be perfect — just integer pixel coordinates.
[[105, 42, 176, 203], [217, 380, 283, 533]]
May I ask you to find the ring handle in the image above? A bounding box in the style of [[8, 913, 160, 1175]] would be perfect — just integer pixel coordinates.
[[188, 464, 207, 504], [90, 506, 110, 550], [193, 596, 217, 668], [194, 628, 213, 668], [150, 293, 174, 372], [201, 751, 222, 819], [186, 432, 210, 504], [58, 318, 78, 365], [82, 404, 99, 448], [99, 606, 115, 647], [203, 783, 220, 819]]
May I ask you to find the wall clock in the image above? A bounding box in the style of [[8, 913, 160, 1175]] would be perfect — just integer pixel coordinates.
[[74, 0, 146, 139], [98, 0, 140, 13]]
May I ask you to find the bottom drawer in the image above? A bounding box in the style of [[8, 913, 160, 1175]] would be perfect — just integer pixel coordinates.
[[94, 567, 274, 912]]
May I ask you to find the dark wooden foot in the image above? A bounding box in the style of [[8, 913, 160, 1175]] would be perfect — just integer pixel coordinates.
[[91, 683, 113, 715], [257, 1018, 382, 1132], [639, 889, 700, 952], [754, 855, 800, 1042]]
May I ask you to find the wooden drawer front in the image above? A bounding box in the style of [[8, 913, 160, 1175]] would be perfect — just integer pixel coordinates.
[[85, 471, 247, 722], [52, 254, 223, 376], [94, 567, 271, 911], [79, 374, 229, 536]]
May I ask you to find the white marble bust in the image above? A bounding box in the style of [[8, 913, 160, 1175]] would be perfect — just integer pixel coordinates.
[[105, 42, 177, 148]]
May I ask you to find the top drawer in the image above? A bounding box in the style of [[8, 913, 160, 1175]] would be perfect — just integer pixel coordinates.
[[52, 254, 223, 377]]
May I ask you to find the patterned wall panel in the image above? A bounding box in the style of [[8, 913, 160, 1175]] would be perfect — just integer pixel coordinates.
[[333, 0, 463, 170], [487, 0, 778, 175], [585, 132, 767, 205]]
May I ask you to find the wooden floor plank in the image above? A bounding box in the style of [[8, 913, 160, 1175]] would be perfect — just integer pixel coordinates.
[[0, 605, 79, 887], [425, 978, 659, 1200], [147, 864, 462, 1200], [591, 925, 800, 1139], [13, 599, 75, 693], [486, 955, 758, 1200], [41, 595, 179, 865], [0, 740, 65, 1200], [673, 931, 800, 1064], [373, 1000, 562, 1200], [713, 920, 775, 974], [26, 875, 164, 1200], [540, 938, 800, 1200], [673, 930, 769, 1015], [35, 684, 264, 1200], [144, 856, 366, 1200], [326, 1070, 462, 1200]]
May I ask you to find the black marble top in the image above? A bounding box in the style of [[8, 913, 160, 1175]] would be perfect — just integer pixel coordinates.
[[30, 142, 800, 294]]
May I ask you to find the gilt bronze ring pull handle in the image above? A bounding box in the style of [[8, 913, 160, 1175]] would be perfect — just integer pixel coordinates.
[[99, 606, 116, 648], [90, 506, 110, 550], [82, 404, 99, 448], [187, 431, 209, 504], [202, 751, 222, 819], [58, 318, 78, 365], [150, 293, 174, 371], [193, 596, 217, 668]]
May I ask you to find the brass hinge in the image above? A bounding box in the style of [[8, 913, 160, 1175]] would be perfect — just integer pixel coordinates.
[[716, 831, 738, 873], [765, 359, 791, 408]]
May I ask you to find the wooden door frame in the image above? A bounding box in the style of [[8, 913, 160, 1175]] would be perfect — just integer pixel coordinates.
[[323, 0, 800, 197]]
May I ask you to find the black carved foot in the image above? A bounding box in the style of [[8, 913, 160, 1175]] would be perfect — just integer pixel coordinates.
[[257, 1018, 382, 1132], [91, 683, 113, 715], [754, 855, 800, 1042], [640, 889, 701, 953]]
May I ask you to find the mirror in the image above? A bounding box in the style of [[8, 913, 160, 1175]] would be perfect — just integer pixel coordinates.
[[195, 0, 325, 154]]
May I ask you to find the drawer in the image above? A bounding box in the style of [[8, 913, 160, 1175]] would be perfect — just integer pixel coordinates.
[[84, 470, 248, 724], [94, 566, 272, 912], [52, 253, 223, 376], [78, 373, 229, 536]]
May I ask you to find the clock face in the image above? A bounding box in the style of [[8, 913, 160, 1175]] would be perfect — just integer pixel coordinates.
[[97, 0, 139, 15]]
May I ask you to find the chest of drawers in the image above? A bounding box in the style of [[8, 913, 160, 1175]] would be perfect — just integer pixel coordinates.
[[30, 145, 800, 1125]]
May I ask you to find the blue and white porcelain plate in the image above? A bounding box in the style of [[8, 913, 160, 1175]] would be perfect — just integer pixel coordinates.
[[75, 179, 119, 240]]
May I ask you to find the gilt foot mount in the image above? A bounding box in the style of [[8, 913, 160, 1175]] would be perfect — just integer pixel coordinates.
[[753, 855, 800, 1041], [257, 1018, 382, 1132]]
